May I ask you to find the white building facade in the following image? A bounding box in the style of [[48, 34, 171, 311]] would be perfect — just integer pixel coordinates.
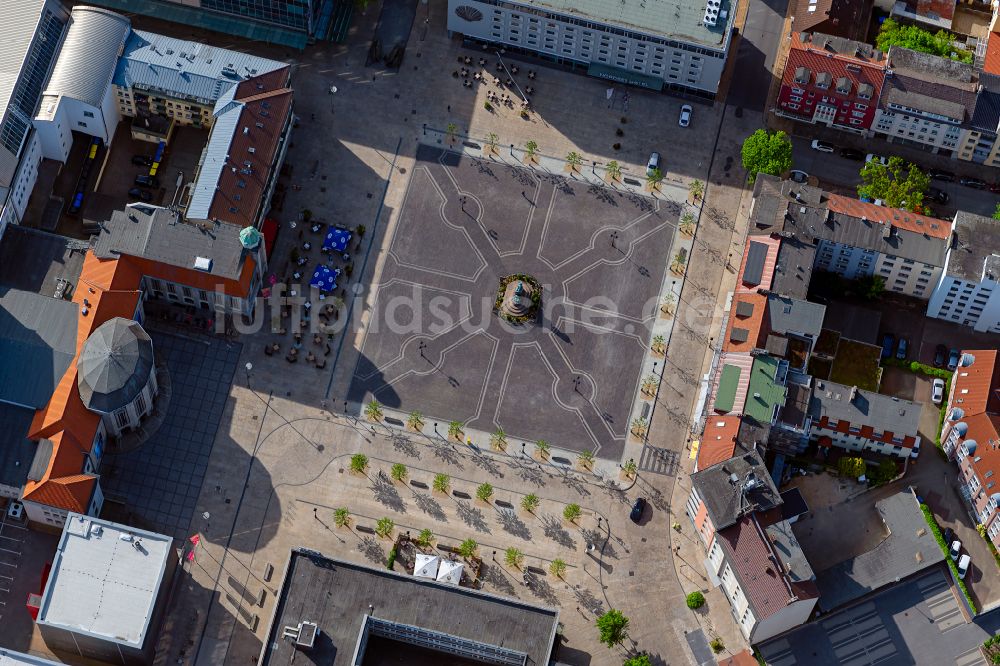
[[926, 213, 1000, 333], [446, 0, 734, 98]]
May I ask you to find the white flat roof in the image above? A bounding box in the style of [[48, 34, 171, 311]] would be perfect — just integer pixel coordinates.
[[37, 514, 172, 647]]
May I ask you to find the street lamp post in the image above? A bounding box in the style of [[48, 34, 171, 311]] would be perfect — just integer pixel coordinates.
[[244, 362, 253, 387]]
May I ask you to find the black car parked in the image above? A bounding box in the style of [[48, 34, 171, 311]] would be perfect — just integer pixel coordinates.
[[131, 154, 153, 167], [929, 169, 955, 182], [934, 344, 947, 367], [840, 148, 865, 160], [134, 174, 159, 188], [960, 177, 987, 190], [927, 187, 949, 204], [127, 187, 152, 202], [630, 497, 646, 523]]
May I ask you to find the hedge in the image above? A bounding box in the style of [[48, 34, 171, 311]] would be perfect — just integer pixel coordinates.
[[386, 547, 397, 570], [920, 503, 977, 614]]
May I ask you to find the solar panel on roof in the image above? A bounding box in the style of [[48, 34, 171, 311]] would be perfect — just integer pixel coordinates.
[[743, 241, 768, 286]]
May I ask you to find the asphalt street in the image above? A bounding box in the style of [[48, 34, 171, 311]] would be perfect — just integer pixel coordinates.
[[789, 136, 1000, 218], [728, 0, 788, 110]]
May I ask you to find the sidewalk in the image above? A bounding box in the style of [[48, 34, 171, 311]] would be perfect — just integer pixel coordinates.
[[649, 104, 765, 658]]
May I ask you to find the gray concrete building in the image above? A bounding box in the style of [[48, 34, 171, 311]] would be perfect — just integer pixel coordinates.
[[260, 548, 560, 666], [446, 0, 736, 98]]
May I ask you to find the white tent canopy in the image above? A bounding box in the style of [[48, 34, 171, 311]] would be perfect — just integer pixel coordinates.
[[414, 553, 440, 579], [436, 559, 463, 585]]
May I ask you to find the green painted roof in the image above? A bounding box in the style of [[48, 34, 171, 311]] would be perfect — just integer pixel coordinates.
[[745, 355, 787, 424], [714, 364, 741, 413]]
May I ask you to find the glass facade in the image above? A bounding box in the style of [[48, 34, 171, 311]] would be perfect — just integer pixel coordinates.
[[1, 8, 66, 154], [201, 0, 322, 32]]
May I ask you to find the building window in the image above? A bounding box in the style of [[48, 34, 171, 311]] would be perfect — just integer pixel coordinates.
[[77, 121, 87, 128], [114, 408, 130, 430], [134, 391, 147, 418]]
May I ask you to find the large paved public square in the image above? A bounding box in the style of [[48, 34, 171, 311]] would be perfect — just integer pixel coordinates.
[[347, 145, 678, 458]]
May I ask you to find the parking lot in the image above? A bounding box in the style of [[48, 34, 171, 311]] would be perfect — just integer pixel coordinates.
[[0, 505, 59, 655], [95, 122, 207, 217]]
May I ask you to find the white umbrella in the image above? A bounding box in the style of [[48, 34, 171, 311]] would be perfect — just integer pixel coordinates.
[[436, 559, 463, 585], [414, 553, 440, 579]]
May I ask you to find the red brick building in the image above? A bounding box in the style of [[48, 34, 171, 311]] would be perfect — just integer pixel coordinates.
[[777, 32, 888, 132]]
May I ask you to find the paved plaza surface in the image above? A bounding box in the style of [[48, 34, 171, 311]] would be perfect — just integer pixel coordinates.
[[111, 1, 758, 664], [100, 331, 241, 539], [347, 145, 677, 458]]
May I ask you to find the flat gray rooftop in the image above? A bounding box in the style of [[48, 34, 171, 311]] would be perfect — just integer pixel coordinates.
[[260, 549, 559, 666], [515, 0, 734, 49], [951, 212, 1000, 282], [810, 491, 944, 612], [0, 226, 87, 296], [760, 568, 999, 666]]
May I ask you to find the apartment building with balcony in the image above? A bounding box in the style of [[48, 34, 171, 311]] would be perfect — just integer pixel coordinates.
[[776, 32, 886, 133], [955, 73, 1000, 166], [750, 175, 952, 300], [808, 379, 922, 457], [872, 48, 977, 155], [941, 350, 1000, 545], [926, 212, 1000, 333], [687, 452, 818, 643]]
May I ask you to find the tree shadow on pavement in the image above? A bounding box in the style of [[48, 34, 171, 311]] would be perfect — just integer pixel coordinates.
[[525, 571, 559, 606], [580, 527, 617, 559], [430, 441, 464, 468], [370, 474, 407, 513], [480, 563, 517, 595], [414, 492, 448, 522], [497, 507, 532, 540], [391, 433, 420, 459], [541, 514, 577, 549], [455, 499, 491, 533], [561, 473, 592, 497], [514, 463, 545, 487], [574, 586, 605, 615], [357, 535, 385, 564], [471, 453, 505, 478]]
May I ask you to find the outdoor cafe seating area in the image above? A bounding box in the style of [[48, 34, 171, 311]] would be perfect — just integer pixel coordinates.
[[455, 53, 538, 109], [261, 215, 357, 369]]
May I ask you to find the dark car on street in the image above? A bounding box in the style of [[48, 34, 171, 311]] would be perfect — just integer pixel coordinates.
[[927, 187, 949, 204], [134, 174, 159, 188], [881, 333, 895, 360], [840, 148, 865, 160], [960, 177, 987, 189], [934, 344, 947, 367], [131, 154, 153, 167], [630, 497, 646, 523], [127, 187, 152, 202], [929, 169, 955, 182]]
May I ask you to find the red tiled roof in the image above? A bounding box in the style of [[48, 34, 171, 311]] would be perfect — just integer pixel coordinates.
[[208, 66, 293, 228], [826, 194, 951, 239], [724, 293, 769, 353], [27, 253, 142, 514], [783, 33, 888, 87], [22, 473, 96, 514], [987, 26, 1000, 76], [699, 416, 742, 469], [718, 651, 760, 666], [950, 350, 1000, 417], [736, 235, 780, 293], [717, 515, 798, 621]]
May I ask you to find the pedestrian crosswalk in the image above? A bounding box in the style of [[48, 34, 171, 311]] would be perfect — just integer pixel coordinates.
[[638, 445, 678, 476]]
